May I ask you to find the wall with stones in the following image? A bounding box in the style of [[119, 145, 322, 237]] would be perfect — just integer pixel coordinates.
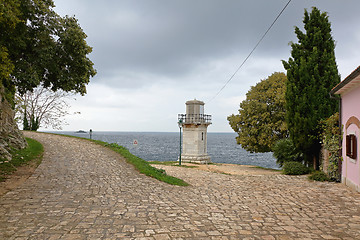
[[0, 84, 27, 160], [181, 124, 211, 163]]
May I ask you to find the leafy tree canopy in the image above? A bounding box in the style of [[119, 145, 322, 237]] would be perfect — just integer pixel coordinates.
[[282, 7, 340, 166], [228, 72, 288, 153], [0, 0, 19, 83], [0, 0, 96, 98]]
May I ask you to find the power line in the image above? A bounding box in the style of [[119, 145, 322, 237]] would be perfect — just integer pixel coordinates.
[[207, 0, 292, 103]]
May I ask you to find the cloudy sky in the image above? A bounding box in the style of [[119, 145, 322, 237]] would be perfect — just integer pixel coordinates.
[[49, 0, 360, 132]]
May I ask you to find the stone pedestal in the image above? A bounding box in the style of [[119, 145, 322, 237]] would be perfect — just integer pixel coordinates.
[[181, 124, 211, 163]]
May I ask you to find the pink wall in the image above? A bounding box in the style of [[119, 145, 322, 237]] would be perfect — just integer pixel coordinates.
[[341, 85, 360, 188]]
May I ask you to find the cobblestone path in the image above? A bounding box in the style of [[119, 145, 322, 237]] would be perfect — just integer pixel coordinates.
[[1, 132, 360, 240]]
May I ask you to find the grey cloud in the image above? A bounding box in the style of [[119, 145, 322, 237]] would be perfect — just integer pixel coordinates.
[[57, 0, 360, 88], [75, 1, 299, 77], [51, 0, 360, 132]]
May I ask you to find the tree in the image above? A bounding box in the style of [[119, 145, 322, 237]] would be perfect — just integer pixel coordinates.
[[0, 0, 20, 102], [1, 0, 96, 98], [0, 0, 95, 159], [282, 7, 340, 168], [23, 110, 30, 130], [272, 138, 303, 167], [228, 72, 288, 153], [16, 86, 77, 131]]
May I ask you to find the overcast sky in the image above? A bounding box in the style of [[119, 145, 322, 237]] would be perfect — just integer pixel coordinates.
[[49, 0, 360, 132]]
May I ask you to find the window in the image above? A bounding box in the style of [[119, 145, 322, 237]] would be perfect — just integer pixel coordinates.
[[346, 134, 357, 159]]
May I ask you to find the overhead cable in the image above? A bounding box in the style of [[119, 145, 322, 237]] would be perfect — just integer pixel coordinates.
[[207, 0, 292, 103]]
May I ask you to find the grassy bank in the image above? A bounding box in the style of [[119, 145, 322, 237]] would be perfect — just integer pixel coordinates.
[[251, 166, 282, 172], [91, 140, 189, 186], [149, 161, 199, 169], [0, 138, 43, 182], [43, 132, 189, 186]]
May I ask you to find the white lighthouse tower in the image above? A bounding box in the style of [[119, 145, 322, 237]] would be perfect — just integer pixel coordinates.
[[178, 99, 212, 164]]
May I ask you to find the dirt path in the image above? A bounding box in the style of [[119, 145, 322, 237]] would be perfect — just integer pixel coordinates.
[[0, 160, 39, 196]]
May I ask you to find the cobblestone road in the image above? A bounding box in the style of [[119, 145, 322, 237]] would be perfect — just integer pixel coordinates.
[[1, 132, 360, 239]]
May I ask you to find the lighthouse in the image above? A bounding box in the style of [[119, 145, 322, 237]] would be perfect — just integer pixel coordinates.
[[178, 99, 212, 164]]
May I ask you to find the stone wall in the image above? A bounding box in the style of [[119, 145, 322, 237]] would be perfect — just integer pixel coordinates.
[[181, 124, 211, 164], [0, 84, 27, 160]]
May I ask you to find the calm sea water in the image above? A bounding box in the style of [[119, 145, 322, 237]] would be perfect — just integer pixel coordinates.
[[55, 131, 280, 169]]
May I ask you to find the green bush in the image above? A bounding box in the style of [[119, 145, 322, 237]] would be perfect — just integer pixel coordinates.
[[308, 171, 330, 182], [272, 138, 303, 167], [282, 161, 310, 175]]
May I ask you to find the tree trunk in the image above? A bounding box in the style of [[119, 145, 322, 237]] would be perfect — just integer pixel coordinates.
[[311, 149, 321, 170], [313, 155, 317, 170], [0, 84, 27, 160]]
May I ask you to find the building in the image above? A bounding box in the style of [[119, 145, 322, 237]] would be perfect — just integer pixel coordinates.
[[330, 65, 360, 192], [178, 99, 212, 164]]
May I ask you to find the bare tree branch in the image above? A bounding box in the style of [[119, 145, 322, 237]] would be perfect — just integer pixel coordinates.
[[15, 85, 79, 130]]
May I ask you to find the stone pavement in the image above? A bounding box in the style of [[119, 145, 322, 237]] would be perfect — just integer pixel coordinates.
[[1, 132, 360, 240]]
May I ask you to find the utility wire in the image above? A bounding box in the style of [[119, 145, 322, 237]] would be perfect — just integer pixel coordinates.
[[207, 0, 292, 103]]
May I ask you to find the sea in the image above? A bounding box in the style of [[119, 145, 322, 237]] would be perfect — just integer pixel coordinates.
[[55, 131, 280, 170]]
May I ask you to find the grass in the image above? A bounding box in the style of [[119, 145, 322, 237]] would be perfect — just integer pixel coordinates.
[[149, 161, 178, 165], [0, 138, 43, 182], [43, 133, 189, 186], [90, 140, 189, 186], [3, 132, 189, 186], [149, 161, 198, 168], [250, 166, 282, 171]]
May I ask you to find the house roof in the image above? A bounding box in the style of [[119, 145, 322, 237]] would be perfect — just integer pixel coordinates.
[[330, 65, 360, 95]]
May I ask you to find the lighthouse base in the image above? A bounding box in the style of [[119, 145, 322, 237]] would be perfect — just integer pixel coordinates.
[[180, 154, 211, 164]]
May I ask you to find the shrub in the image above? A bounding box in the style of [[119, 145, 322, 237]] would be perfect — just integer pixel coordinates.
[[272, 138, 303, 167], [282, 161, 310, 175], [320, 112, 341, 181], [308, 171, 330, 182]]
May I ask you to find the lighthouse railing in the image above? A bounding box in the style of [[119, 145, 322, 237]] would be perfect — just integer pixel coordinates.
[[178, 114, 212, 124]]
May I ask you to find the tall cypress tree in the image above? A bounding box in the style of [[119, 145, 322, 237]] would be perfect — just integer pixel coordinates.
[[282, 7, 340, 168]]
